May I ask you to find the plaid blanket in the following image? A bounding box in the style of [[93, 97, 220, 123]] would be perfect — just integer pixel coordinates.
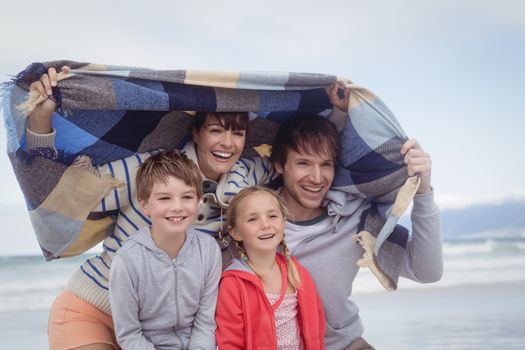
[[2, 60, 416, 290]]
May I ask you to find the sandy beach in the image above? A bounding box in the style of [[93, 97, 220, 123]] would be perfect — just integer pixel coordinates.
[[353, 281, 525, 349], [1, 281, 524, 349], [0, 309, 49, 349]]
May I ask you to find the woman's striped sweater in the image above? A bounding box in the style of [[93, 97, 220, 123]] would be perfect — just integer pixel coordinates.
[[26, 129, 276, 314]]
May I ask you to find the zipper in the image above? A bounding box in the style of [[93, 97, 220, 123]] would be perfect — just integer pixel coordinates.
[[173, 260, 184, 347]]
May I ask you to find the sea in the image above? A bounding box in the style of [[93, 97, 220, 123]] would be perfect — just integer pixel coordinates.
[[356, 236, 525, 292], [1, 237, 525, 349]]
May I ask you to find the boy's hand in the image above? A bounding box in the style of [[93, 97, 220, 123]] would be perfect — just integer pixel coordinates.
[[401, 139, 432, 194]]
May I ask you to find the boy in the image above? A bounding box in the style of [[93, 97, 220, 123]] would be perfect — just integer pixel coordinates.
[[109, 150, 221, 350]]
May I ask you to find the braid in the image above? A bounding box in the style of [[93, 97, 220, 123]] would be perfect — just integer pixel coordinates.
[[227, 186, 300, 286], [236, 241, 266, 278], [280, 238, 302, 289], [235, 241, 249, 262], [280, 239, 291, 261]]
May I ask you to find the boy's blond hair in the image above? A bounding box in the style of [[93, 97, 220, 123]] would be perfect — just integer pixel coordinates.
[[136, 150, 202, 201]]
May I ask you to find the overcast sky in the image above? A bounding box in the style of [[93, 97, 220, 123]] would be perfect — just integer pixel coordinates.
[[1, 0, 524, 255]]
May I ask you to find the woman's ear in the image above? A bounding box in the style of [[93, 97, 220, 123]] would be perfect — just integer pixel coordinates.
[[191, 127, 198, 144], [228, 226, 242, 242]]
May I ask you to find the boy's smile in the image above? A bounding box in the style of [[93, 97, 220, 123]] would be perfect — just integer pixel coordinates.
[[140, 176, 199, 239]]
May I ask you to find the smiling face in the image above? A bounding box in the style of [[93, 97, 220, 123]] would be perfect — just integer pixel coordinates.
[[139, 176, 199, 239], [275, 146, 335, 221], [269, 113, 339, 221], [229, 190, 285, 258], [192, 114, 247, 181]]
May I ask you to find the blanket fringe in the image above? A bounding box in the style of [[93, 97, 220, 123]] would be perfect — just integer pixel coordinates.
[[16, 71, 71, 116], [353, 231, 397, 291], [374, 176, 421, 255], [3, 62, 47, 88], [16, 90, 46, 115], [72, 155, 126, 190]]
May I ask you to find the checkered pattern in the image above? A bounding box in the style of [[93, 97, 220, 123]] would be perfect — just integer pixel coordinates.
[[2, 60, 411, 287]]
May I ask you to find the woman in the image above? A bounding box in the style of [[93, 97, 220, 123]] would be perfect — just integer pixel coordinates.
[[28, 66, 349, 350]]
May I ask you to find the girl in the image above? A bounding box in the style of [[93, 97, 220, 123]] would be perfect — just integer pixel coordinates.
[[216, 186, 326, 350]]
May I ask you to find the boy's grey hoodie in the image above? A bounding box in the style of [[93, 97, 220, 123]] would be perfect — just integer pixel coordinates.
[[109, 226, 221, 350]]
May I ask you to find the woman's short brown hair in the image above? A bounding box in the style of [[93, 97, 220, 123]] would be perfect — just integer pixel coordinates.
[[192, 111, 249, 133]]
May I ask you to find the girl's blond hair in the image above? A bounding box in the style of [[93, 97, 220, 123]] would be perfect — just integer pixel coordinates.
[[228, 186, 301, 289]]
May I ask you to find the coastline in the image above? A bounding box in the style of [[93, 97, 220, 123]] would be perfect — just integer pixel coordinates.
[[1, 281, 524, 349]]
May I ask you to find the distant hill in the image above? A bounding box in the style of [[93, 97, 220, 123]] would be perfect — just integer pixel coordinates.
[[400, 199, 525, 240]]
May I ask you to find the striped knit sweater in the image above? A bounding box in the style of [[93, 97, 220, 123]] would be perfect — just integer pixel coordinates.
[[26, 130, 276, 314]]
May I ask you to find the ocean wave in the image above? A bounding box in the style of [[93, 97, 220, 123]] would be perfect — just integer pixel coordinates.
[[0, 278, 66, 294], [1, 239, 524, 310], [443, 238, 525, 256], [353, 239, 525, 294], [0, 294, 56, 312], [516, 242, 525, 251], [445, 256, 525, 270], [354, 267, 525, 295], [443, 240, 494, 255]]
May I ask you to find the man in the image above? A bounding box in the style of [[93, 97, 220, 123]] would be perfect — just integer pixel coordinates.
[[270, 114, 443, 350]]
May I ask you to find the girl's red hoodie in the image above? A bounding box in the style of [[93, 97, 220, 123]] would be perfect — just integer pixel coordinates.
[[216, 253, 326, 349]]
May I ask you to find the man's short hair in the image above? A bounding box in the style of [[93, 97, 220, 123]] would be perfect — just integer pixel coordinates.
[[136, 150, 202, 201], [270, 113, 340, 167]]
